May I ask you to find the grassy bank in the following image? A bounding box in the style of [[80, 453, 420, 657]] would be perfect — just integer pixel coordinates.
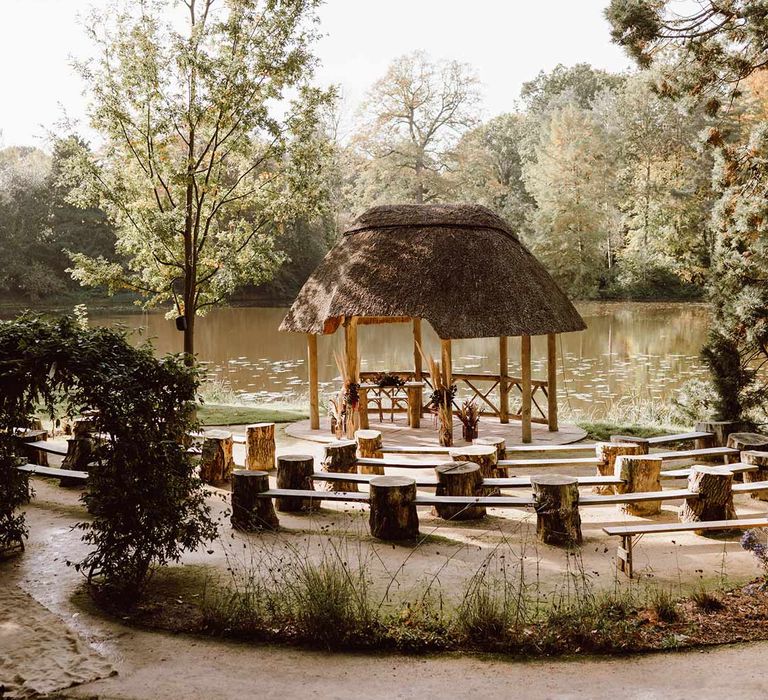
[[198, 403, 307, 426]]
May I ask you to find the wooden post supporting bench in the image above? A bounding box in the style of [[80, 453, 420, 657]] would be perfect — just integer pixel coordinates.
[[531, 474, 582, 546], [276, 455, 318, 512], [614, 455, 663, 516], [231, 470, 279, 531], [369, 475, 419, 540], [679, 466, 736, 533], [322, 440, 359, 492], [594, 442, 645, 494], [200, 430, 235, 484], [245, 423, 275, 471], [473, 436, 506, 462], [17, 430, 49, 467], [450, 444, 500, 495], [356, 429, 384, 475], [743, 451, 768, 501], [695, 420, 740, 449], [433, 462, 485, 520]]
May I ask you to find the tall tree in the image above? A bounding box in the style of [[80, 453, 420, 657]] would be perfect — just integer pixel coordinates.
[[523, 103, 616, 297], [353, 51, 481, 205], [67, 0, 333, 360], [521, 62, 625, 114], [607, 0, 768, 421]]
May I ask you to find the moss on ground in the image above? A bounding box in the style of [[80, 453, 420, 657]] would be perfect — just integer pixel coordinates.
[[577, 421, 672, 442], [198, 403, 307, 426]]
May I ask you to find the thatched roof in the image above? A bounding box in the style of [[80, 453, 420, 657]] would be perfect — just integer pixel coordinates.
[[279, 204, 586, 339]]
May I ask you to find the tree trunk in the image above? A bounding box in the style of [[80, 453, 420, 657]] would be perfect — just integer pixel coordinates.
[[356, 429, 384, 475], [322, 440, 359, 492], [742, 451, 768, 502], [594, 442, 645, 494], [72, 417, 96, 440], [433, 462, 485, 520], [531, 474, 582, 547], [679, 466, 736, 533], [245, 423, 276, 471], [368, 476, 419, 541], [614, 455, 663, 516], [61, 437, 94, 487], [230, 470, 279, 531], [199, 430, 234, 484], [275, 454, 318, 512], [449, 445, 500, 495]]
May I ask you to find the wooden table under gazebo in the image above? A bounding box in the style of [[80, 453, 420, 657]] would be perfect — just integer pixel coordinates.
[[279, 204, 586, 444]]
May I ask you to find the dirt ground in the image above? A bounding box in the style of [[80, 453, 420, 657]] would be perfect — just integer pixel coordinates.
[[4, 424, 768, 698]]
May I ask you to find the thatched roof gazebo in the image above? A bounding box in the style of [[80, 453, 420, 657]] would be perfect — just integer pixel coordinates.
[[280, 204, 586, 443]]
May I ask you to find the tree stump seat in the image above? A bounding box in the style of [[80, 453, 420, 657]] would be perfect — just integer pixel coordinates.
[[432, 461, 485, 520]]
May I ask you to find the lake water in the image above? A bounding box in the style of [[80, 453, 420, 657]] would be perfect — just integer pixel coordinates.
[[90, 301, 711, 420]]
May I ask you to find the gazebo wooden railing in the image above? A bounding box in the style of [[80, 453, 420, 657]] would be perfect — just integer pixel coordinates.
[[359, 370, 551, 425]]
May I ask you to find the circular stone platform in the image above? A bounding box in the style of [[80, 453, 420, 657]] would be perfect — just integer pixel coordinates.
[[285, 415, 586, 447]]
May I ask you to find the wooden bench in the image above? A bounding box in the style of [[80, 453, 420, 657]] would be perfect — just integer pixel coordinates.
[[17, 463, 88, 481], [19, 440, 68, 456], [312, 471, 623, 488], [611, 431, 713, 446], [604, 517, 768, 578], [652, 446, 739, 462], [379, 442, 600, 456]]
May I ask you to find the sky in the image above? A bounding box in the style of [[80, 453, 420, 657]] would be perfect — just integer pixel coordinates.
[[0, 0, 633, 148]]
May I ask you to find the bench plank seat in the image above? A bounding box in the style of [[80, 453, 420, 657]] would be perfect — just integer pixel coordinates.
[[611, 431, 713, 446], [604, 517, 768, 538], [660, 462, 756, 479], [414, 494, 535, 507], [17, 463, 88, 480], [258, 488, 369, 502], [21, 440, 69, 456], [652, 446, 739, 461], [312, 472, 623, 488], [581, 489, 695, 505]]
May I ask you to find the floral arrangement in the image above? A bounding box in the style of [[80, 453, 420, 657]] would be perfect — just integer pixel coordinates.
[[458, 399, 480, 441], [329, 351, 359, 439], [420, 347, 454, 447], [373, 372, 405, 389]]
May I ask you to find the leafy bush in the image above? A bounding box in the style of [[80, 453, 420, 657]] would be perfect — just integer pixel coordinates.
[[0, 313, 217, 600]]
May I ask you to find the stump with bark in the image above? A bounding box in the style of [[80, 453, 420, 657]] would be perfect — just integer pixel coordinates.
[[695, 420, 741, 448], [275, 454, 319, 513], [199, 430, 235, 484], [356, 429, 384, 475], [727, 432, 768, 452], [594, 442, 645, 494], [608, 436, 650, 454], [322, 440, 359, 492], [473, 436, 506, 462], [679, 466, 736, 533], [531, 474, 582, 546], [60, 437, 95, 487], [614, 455, 663, 516], [433, 461, 485, 520], [230, 470, 279, 531], [449, 445, 501, 495], [742, 451, 768, 501], [17, 430, 48, 467], [72, 416, 97, 440], [369, 475, 419, 541], [245, 423, 275, 471]]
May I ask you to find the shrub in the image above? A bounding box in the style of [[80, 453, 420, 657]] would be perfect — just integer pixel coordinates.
[[0, 313, 217, 601]]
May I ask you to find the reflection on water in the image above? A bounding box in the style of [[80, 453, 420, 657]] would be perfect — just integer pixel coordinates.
[[92, 302, 711, 419]]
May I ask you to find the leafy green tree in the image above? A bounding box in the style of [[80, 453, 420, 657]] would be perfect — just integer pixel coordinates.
[[521, 62, 625, 114], [67, 0, 334, 360], [353, 51, 481, 205], [523, 103, 617, 297], [450, 113, 536, 237], [607, 0, 768, 421]]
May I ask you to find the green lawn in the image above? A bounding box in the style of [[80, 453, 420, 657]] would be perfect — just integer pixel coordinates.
[[576, 421, 671, 442], [198, 403, 307, 426]]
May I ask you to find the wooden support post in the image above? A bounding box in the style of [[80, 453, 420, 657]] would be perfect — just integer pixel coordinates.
[[433, 462, 485, 520], [18, 430, 48, 467], [231, 470, 279, 531], [521, 335, 532, 444], [369, 475, 419, 541], [617, 535, 634, 579], [356, 429, 384, 475], [695, 420, 740, 448], [358, 386, 370, 430], [531, 474, 582, 546], [245, 423, 275, 471], [307, 334, 320, 431], [679, 466, 736, 532], [743, 451, 768, 501], [499, 336, 509, 424], [547, 333, 558, 432], [275, 454, 318, 512], [407, 384, 421, 428], [322, 440, 359, 492], [450, 444, 501, 495], [344, 316, 359, 383], [413, 319, 423, 381], [595, 442, 645, 494], [614, 455, 663, 516], [199, 430, 235, 484], [441, 338, 453, 446], [473, 436, 506, 462]]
